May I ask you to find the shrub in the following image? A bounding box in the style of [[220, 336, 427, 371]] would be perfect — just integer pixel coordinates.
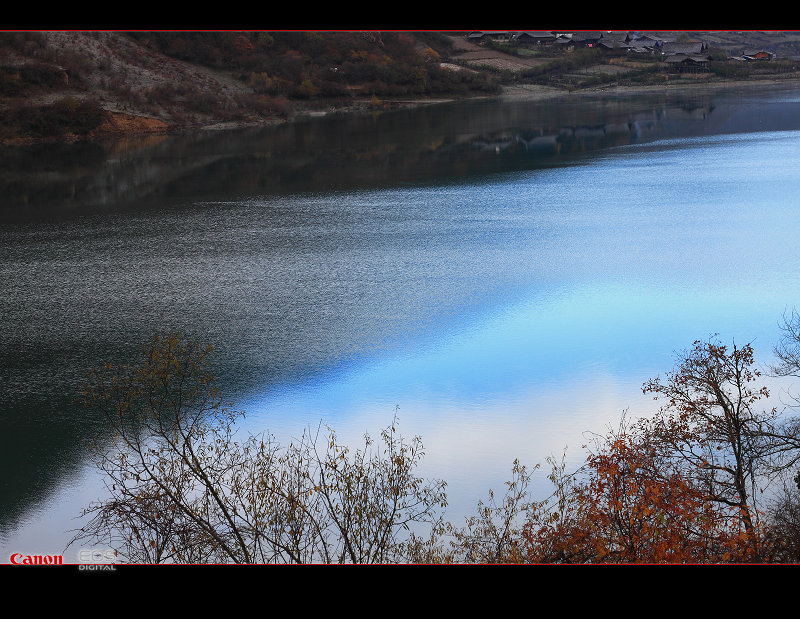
[[2, 96, 105, 138]]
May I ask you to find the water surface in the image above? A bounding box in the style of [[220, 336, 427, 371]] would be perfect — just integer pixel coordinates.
[[3, 85, 800, 558]]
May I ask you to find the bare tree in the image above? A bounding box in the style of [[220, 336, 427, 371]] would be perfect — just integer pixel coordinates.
[[304, 422, 448, 563], [764, 480, 800, 562], [640, 338, 789, 558], [768, 310, 800, 469], [69, 334, 447, 564], [438, 459, 540, 563], [773, 309, 800, 386]]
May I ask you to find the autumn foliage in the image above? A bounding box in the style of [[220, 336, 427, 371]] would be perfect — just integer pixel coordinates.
[[521, 425, 758, 563], [130, 31, 500, 100]]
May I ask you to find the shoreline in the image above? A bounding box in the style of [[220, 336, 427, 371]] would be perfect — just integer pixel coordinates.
[[234, 75, 800, 125], [212, 74, 800, 124], [6, 75, 800, 146], [499, 75, 800, 101]]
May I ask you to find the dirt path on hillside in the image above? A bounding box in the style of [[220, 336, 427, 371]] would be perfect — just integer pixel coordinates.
[[444, 34, 549, 72]]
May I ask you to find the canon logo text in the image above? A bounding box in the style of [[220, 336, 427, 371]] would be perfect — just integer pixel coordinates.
[[9, 553, 63, 565]]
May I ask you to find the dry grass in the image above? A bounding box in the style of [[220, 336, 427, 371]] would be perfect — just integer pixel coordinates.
[[40, 32, 250, 117]]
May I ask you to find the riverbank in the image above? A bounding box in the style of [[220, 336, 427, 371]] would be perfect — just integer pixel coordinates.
[[154, 73, 800, 127], [222, 73, 800, 125], [5, 71, 800, 146]]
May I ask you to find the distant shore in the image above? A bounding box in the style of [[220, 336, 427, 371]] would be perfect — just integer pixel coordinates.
[[499, 75, 800, 101], [295, 74, 800, 121]]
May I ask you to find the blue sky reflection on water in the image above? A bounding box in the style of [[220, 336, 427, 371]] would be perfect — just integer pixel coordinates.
[[245, 280, 772, 416], [239, 273, 799, 512], [235, 128, 800, 509]]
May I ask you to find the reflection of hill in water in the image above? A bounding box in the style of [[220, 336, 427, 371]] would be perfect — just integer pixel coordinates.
[[3, 86, 800, 222]]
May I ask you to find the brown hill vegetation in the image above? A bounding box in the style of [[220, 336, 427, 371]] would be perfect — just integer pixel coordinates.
[[0, 31, 500, 142]]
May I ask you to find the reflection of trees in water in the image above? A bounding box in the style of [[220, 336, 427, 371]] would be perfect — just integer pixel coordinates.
[[4, 88, 798, 222], [466, 97, 719, 158]]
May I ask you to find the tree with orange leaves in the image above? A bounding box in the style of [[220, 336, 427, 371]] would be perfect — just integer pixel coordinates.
[[521, 419, 753, 563], [639, 338, 783, 560]]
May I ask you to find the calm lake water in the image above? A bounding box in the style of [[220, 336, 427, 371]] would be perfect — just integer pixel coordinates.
[[4, 85, 800, 559]]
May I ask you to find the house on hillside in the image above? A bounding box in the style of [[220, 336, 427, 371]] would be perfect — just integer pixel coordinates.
[[631, 33, 668, 47], [660, 41, 708, 57], [743, 49, 775, 60], [664, 55, 711, 73], [468, 31, 513, 43], [571, 32, 603, 47], [602, 31, 632, 44], [627, 43, 658, 55], [515, 31, 556, 45], [553, 34, 575, 48], [659, 38, 712, 72], [597, 38, 630, 55]]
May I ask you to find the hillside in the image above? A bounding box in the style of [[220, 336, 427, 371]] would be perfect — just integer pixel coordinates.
[[0, 32, 503, 142], [2, 31, 799, 143]]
